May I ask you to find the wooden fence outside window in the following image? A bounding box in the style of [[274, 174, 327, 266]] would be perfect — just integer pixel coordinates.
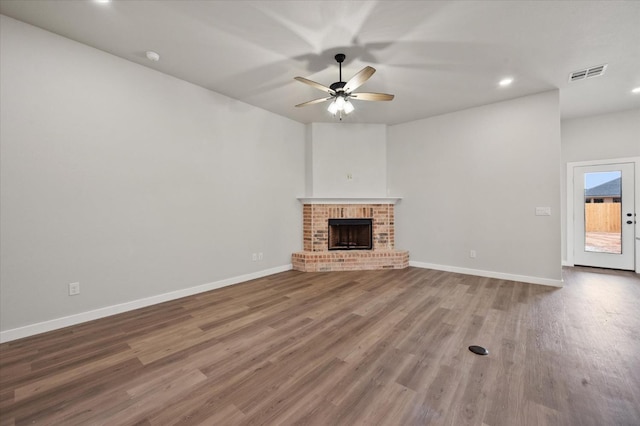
[[585, 202, 621, 232]]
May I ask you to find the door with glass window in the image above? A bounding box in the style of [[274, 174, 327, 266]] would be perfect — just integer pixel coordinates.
[[573, 163, 635, 270]]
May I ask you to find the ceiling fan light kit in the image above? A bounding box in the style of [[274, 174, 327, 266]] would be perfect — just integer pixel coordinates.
[[294, 53, 394, 120]]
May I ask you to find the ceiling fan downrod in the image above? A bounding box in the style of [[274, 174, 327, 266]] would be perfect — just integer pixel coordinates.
[[336, 53, 345, 82], [330, 53, 347, 93]]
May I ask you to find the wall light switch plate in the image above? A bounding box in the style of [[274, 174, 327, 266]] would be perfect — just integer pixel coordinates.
[[535, 207, 551, 216]]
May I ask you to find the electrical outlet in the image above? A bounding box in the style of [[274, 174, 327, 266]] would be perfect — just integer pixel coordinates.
[[470, 250, 477, 258], [252, 253, 257, 261], [258, 252, 263, 261], [346, 173, 353, 180], [69, 282, 80, 296]]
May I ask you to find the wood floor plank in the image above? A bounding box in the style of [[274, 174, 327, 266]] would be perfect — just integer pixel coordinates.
[[194, 403, 246, 426], [8, 358, 143, 425], [13, 350, 135, 402], [1, 266, 639, 425]]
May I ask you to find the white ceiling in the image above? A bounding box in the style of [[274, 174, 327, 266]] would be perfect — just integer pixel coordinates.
[[1, 0, 639, 125]]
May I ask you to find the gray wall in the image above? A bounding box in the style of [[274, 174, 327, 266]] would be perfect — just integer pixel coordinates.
[[307, 123, 387, 197], [388, 91, 562, 282], [0, 16, 305, 332], [560, 109, 640, 262]]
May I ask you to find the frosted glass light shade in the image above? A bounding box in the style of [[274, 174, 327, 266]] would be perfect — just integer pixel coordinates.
[[343, 100, 354, 114], [327, 100, 338, 114]]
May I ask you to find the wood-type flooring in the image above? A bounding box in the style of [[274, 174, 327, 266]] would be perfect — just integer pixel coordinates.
[[1, 266, 639, 425]]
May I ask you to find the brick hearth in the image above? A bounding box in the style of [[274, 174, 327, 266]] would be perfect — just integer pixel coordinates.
[[292, 203, 409, 272]]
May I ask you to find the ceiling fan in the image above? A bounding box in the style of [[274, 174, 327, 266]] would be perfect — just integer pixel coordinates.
[[294, 53, 394, 119]]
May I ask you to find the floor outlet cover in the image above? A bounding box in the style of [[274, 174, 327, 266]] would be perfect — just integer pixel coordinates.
[[469, 345, 489, 355]]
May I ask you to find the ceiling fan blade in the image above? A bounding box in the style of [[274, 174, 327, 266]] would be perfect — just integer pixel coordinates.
[[294, 77, 335, 95], [350, 92, 395, 101], [295, 97, 333, 108], [344, 66, 376, 93]]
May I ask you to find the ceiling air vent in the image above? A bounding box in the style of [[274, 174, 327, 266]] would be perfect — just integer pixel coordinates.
[[569, 64, 607, 82]]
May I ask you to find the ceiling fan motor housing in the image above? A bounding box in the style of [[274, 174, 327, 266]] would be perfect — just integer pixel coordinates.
[[330, 81, 346, 92]]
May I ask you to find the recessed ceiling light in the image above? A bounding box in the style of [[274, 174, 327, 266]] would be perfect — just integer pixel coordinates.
[[95, 0, 111, 3], [632, 87, 640, 94], [146, 51, 160, 62], [499, 77, 513, 87]]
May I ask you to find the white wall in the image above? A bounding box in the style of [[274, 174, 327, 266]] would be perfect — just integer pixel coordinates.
[[388, 91, 562, 284], [308, 123, 387, 197], [0, 16, 305, 335], [562, 109, 640, 163], [561, 109, 640, 262]]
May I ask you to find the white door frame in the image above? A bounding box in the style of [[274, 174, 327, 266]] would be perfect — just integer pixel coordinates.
[[566, 156, 640, 273]]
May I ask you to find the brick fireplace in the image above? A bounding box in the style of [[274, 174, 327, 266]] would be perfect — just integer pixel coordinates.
[[292, 200, 409, 272]]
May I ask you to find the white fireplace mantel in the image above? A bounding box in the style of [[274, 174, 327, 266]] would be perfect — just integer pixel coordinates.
[[297, 197, 402, 205]]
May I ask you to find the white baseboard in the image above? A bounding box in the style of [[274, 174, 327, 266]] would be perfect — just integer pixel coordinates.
[[562, 260, 573, 267], [409, 261, 563, 288], [0, 264, 293, 344]]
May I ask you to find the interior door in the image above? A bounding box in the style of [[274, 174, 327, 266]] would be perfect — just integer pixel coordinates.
[[573, 163, 635, 270]]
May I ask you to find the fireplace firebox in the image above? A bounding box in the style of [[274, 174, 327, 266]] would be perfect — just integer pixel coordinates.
[[328, 218, 373, 250]]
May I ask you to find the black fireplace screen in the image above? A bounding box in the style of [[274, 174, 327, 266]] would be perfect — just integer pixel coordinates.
[[328, 218, 373, 250]]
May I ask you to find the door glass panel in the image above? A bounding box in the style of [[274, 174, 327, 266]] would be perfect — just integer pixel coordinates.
[[584, 171, 622, 254]]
